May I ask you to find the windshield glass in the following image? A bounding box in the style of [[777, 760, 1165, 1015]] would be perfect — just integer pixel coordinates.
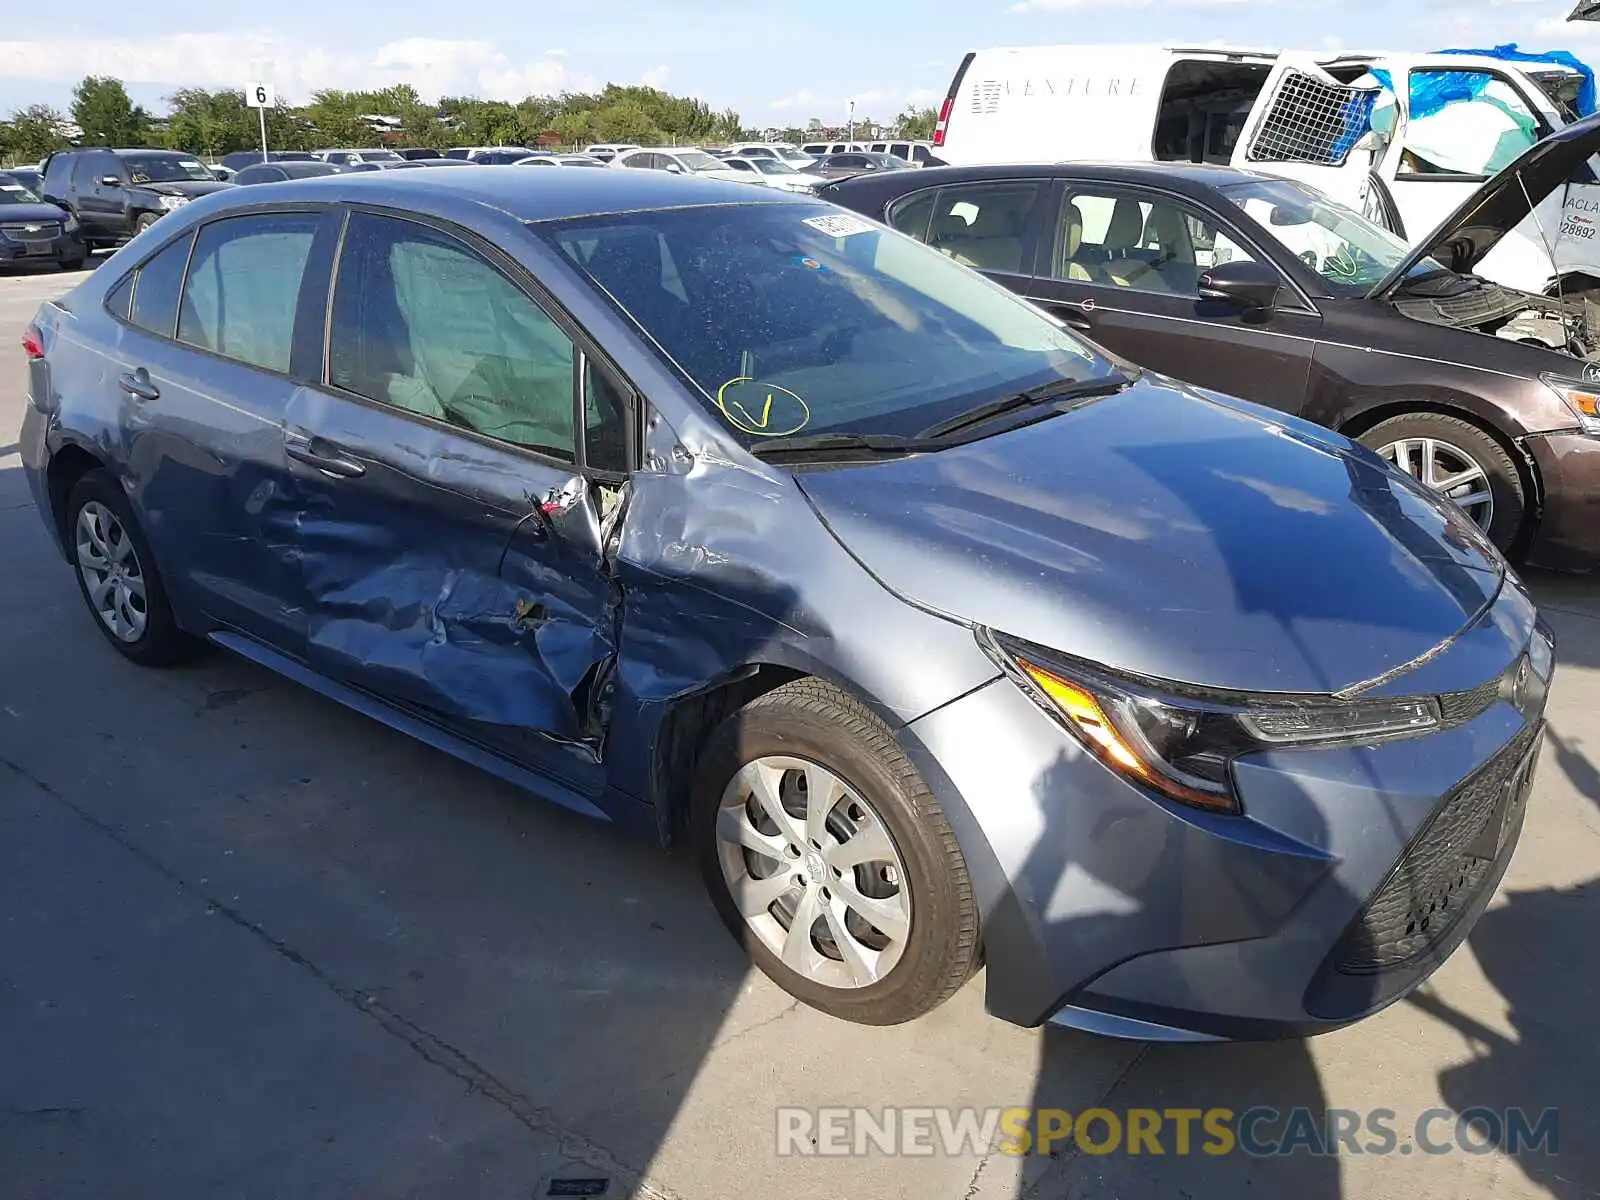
[[777, 148, 812, 163], [1220, 177, 1446, 291], [124, 155, 216, 183], [364, 150, 403, 161], [537, 204, 1111, 444], [754, 159, 799, 175], [0, 177, 43, 203], [676, 151, 728, 173]]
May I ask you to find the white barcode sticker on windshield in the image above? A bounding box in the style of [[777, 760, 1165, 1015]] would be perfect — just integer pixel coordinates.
[[802, 213, 876, 239]]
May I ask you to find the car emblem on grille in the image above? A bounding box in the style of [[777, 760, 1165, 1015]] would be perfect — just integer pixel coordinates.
[[23, 224, 40, 233]]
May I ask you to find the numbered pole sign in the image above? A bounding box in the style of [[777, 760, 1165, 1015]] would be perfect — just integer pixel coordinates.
[[245, 82, 276, 109]]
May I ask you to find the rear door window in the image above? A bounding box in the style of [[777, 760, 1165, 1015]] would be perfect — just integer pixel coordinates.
[[327, 212, 578, 460], [177, 212, 321, 373], [921, 181, 1044, 275], [128, 233, 194, 336]]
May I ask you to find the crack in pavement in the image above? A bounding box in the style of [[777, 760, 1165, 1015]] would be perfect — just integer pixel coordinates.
[[0, 752, 687, 1200], [1020, 1042, 1151, 1200]]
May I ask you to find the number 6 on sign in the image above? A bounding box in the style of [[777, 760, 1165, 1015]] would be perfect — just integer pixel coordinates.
[[245, 82, 276, 109]]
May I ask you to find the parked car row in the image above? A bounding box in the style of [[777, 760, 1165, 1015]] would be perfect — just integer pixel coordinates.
[[18, 163, 1556, 1044]]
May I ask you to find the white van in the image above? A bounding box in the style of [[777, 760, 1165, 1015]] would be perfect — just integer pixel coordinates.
[[932, 44, 1600, 296]]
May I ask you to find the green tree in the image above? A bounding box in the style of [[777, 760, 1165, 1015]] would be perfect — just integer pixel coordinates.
[[897, 105, 937, 140], [72, 76, 149, 146], [589, 101, 664, 146], [166, 88, 253, 157], [5, 105, 71, 162], [300, 90, 369, 146]]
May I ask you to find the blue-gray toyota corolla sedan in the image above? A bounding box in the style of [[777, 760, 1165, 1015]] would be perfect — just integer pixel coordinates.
[[18, 168, 1554, 1039]]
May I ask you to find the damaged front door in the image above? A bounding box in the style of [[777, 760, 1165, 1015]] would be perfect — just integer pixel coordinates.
[[285, 209, 619, 794]]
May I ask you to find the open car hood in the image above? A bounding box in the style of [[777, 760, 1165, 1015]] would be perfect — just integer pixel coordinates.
[[1372, 111, 1600, 297]]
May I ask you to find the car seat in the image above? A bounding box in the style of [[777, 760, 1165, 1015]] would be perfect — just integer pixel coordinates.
[[1059, 202, 1099, 283], [1101, 199, 1168, 291], [1141, 205, 1199, 293]]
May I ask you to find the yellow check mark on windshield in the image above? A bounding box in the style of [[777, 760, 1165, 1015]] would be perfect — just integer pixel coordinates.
[[729, 393, 775, 429]]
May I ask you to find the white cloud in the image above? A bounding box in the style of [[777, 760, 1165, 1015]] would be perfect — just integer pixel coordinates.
[[642, 64, 671, 89], [0, 32, 585, 103], [769, 88, 816, 109]]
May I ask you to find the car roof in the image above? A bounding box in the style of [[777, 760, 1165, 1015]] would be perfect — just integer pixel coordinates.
[[828, 160, 1272, 194], [203, 165, 809, 222]]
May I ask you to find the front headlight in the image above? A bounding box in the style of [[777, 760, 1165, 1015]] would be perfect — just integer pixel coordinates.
[[156, 195, 189, 212], [62, 214, 79, 232], [981, 630, 1440, 813], [1541, 373, 1600, 434]]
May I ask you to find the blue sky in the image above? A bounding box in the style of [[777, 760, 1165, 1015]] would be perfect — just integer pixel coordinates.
[[1, 0, 1596, 127]]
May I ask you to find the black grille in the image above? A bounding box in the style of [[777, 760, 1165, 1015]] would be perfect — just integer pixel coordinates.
[[1, 221, 61, 240], [1438, 674, 1503, 725], [1332, 723, 1541, 975]]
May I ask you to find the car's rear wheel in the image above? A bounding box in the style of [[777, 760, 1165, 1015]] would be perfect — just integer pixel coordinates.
[[66, 470, 193, 666], [1359, 412, 1525, 553], [692, 678, 979, 1025]]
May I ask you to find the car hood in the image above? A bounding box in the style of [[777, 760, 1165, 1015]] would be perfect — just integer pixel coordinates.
[[0, 202, 70, 223], [797, 378, 1506, 695], [134, 180, 232, 198], [1372, 110, 1600, 296]]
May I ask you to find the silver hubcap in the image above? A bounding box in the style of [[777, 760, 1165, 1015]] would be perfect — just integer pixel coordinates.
[[715, 756, 912, 990], [76, 501, 147, 642], [1377, 437, 1494, 531]]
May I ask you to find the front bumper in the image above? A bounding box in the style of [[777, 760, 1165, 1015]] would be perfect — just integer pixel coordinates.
[[1524, 431, 1600, 572], [903, 589, 1549, 1039], [0, 231, 85, 265]]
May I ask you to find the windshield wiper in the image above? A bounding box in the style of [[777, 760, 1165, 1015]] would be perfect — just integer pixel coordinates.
[[747, 431, 933, 461], [917, 370, 1139, 441]]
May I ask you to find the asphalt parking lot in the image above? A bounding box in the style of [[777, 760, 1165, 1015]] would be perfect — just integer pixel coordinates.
[[2, 263, 1599, 1200]]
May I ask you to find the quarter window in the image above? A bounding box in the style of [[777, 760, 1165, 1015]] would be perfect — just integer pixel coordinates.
[[328, 212, 578, 461], [918, 181, 1042, 275], [128, 233, 193, 337], [1055, 189, 1256, 295], [178, 213, 320, 373]]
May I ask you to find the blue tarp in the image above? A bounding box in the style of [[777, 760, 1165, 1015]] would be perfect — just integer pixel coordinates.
[[1434, 44, 1597, 117]]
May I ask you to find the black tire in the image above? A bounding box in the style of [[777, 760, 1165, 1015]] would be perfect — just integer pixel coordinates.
[[1357, 412, 1527, 554], [692, 678, 979, 1025], [65, 469, 195, 667], [134, 212, 159, 236]]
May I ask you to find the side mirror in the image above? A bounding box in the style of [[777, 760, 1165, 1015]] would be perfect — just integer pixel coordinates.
[[98, 175, 122, 188], [1198, 259, 1282, 311], [664, 162, 684, 174]]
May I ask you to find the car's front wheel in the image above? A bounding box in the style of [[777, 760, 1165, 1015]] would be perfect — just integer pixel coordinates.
[[692, 678, 979, 1025], [1359, 412, 1526, 553], [66, 470, 193, 666], [134, 212, 159, 236]]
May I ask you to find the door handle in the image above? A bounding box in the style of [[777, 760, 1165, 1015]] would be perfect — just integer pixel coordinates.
[[284, 431, 366, 479], [1059, 313, 1094, 331], [118, 367, 159, 401]]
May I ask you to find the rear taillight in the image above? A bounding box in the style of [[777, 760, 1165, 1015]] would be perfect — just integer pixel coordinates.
[[22, 325, 44, 361], [933, 97, 954, 147]]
